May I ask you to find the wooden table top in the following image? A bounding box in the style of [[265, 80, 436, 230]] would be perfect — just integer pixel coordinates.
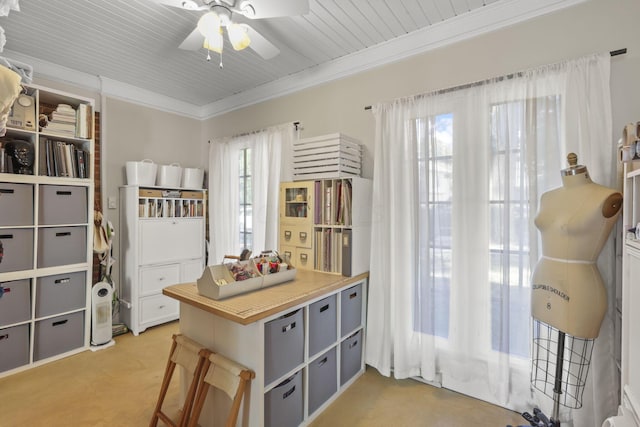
[[163, 270, 368, 325]]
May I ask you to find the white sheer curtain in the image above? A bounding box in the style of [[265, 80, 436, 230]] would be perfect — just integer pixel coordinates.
[[208, 123, 295, 264], [365, 53, 615, 426]]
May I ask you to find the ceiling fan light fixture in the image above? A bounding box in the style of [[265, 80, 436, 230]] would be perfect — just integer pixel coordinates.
[[228, 23, 250, 51], [202, 26, 224, 54], [197, 11, 220, 38]]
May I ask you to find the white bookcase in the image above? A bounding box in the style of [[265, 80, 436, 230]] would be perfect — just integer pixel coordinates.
[[279, 177, 372, 276], [119, 185, 206, 335], [0, 84, 95, 377]]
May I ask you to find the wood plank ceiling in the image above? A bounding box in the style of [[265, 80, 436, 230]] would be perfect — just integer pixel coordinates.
[[0, 0, 544, 110]]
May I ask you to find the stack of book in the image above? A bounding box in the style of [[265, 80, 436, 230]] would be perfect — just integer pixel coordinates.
[[42, 139, 90, 178], [75, 103, 92, 139], [46, 104, 77, 137]]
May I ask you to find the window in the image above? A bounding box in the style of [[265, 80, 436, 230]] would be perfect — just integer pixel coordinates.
[[416, 113, 453, 339], [239, 147, 252, 250]]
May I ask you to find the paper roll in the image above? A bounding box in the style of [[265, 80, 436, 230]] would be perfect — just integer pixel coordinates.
[[623, 123, 637, 147]]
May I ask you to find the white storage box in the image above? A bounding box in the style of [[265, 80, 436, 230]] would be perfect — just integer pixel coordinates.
[[293, 133, 362, 180], [181, 167, 204, 189], [126, 159, 157, 186], [156, 163, 182, 187]]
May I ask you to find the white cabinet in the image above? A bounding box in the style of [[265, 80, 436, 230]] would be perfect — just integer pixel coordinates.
[[279, 177, 372, 276], [0, 84, 94, 377], [119, 186, 205, 335], [619, 163, 640, 420]]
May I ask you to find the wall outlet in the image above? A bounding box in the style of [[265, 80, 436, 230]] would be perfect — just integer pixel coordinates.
[[108, 196, 117, 209]]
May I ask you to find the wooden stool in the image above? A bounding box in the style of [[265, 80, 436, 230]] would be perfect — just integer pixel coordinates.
[[149, 334, 211, 427], [188, 352, 255, 427]]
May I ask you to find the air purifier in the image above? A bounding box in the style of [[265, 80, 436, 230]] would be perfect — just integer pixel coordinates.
[[91, 282, 113, 346]]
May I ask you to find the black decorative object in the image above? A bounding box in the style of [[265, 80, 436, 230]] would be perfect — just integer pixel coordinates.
[[5, 140, 34, 175]]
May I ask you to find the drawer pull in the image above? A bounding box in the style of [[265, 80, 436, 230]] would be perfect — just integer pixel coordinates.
[[318, 356, 328, 366], [284, 251, 292, 258], [0, 234, 14, 239], [0, 188, 15, 194], [283, 385, 296, 400], [282, 321, 296, 333], [55, 232, 71, 237], [0, 334, 8, 340], [320, 304, 329, 313], [349, 292, 358, 299], [284, 230, 292, 239], [159, 305, 165, 309], [349, 339, 358, 349], [158, 277, 165, 281], [299, 253, 308, 261], [54, 278, 71, 285], [56, 191, 72, 196], [299, 231, 307, 240], [52, 319, 69, 327]]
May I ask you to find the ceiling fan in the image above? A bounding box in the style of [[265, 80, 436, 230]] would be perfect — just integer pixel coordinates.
[[151, 0, 309, 66]]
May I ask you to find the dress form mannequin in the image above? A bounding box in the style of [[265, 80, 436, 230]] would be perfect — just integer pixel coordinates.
[[524, 153, 622, 426], [532, 153, 622, 338]]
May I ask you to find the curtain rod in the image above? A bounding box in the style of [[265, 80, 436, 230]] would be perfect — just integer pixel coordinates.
[[208, 121, 301, 142], [363, 48, 627, 111]]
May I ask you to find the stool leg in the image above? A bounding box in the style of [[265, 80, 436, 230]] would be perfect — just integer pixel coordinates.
[[150, 338, 178, 427]]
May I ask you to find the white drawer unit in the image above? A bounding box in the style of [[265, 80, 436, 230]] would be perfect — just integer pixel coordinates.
[[120, 185, 206, 335]]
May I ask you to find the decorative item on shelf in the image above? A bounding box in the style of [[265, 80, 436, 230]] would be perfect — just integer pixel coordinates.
[[4, 139, 33, 174], [619, 122, 640, 163]]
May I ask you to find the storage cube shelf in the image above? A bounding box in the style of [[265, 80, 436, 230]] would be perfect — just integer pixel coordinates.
[[119, 186, 206, 335], [0, 84, 95, 377], [280, 177, 372, 277], [261, 279, 368, 426]]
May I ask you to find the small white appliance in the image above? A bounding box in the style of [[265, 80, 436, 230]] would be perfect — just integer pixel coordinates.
[[91, 282, 113, 346]]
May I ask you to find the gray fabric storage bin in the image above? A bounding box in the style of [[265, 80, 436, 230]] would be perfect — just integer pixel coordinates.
[[308, 347, 337, 415], [340, 283, 363, 337], [35, 271, 86, 317], [0, 228, 34, 273], [37, 226, 87, 268], [0, 183, 34, 226], [0, 279, 31, 327], [38, 185, 88, 225], [340, 329, 362, 386], [264, 309, 304, 385], [264, 370, 303, 427], [0, 324, 30, 372], [308, 294, 337, 357], [34, 311, 84, 361]]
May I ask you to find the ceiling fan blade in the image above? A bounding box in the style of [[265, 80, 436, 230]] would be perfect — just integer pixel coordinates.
[[147, 0, 208, 11], [246, 26, 280, 59], [241, 0, 309, 19], [178, 28, 204, 50]]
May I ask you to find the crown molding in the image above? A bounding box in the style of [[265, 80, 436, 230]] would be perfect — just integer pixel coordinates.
[[4, 0, 587, 120]]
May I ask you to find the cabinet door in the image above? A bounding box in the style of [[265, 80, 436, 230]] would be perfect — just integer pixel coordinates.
[[139, 219, 204, 265], [280, 181, 314, 224]]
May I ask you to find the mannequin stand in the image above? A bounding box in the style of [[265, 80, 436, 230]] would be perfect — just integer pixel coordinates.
[[520, 320, 595, 426]]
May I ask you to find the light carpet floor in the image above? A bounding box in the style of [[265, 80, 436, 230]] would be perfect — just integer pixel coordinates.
[[0, 321, 525, 426]]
